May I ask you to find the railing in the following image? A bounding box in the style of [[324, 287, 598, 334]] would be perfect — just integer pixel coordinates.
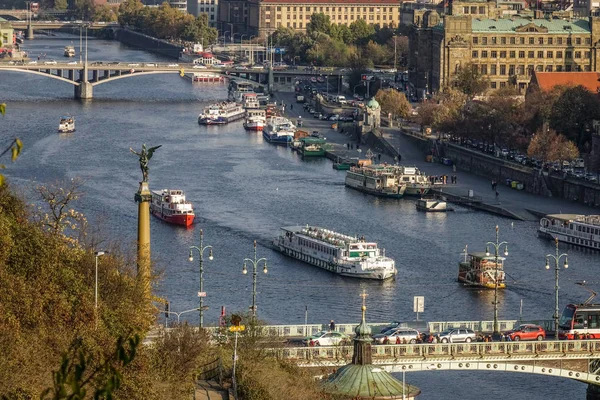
[[196, 358, 223, 384], [272, 340, 600, 363]]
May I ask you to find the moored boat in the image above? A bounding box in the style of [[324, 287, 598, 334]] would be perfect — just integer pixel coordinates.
[[345, 165, 406, 198], [416, 197, 452, 212], [198, 102, 245, 125], [298, 137, 327, 157], [150, 189, 195, 227], [538, 214, 600, 250], [58, 116, 75, 133], [274, 225, 397, 280], [262, 116, 296, 144], [395, 166, 432, 196], [243, 109, 266, 131], [242, 92, 260, 109], [458, 250, 506, 289]]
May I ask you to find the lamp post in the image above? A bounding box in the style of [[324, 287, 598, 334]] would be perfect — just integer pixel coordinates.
[[242, 240, 267, 318], [94, 251, 106, 329], [240, 34, 247, 61], [249, 35, 256, 65], [188, 229, 213, 328], [545, 237, 568, 334], [228, 23, 234, 43], [79, 23, 83, 64], [165, 308, 201, 325], [353, 82, 364, 96], [393, 34, 397, 72], [223, 32, 230, 46], [485, 225, 508, 339]]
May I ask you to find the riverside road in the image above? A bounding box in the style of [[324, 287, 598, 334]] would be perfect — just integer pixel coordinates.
[[1, 33, 598, 399]]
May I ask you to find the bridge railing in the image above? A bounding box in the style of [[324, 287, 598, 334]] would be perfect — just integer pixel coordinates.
[[271, 340, 600, 362]]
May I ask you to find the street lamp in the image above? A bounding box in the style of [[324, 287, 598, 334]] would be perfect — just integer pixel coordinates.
[[485, 225, 508, 339], [240, 34, 247, 61], [188, 229, 213, 328], [545, 237, 568, 334], [353, 82, 364, 96], [393, 34, 397, 72], [94, 250, 106, 329], [228, 23, 234, 43], [242, 240, 267, 318], [223, 32, 230, 46]]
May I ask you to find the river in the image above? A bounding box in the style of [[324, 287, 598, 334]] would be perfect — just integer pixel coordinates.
[[0, 33, 596, 398]]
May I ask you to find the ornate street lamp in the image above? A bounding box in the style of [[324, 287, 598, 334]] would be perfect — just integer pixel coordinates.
[[545, 237, 568, 334], [242, 240, 267, 318], [188, 229, 213, 328], [94, 250, 106, 330], [485, 225, 508, 339]]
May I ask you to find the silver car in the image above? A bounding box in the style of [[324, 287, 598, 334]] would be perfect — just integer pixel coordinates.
[[438, 328, 476, 343], [373, 328, 420, 344]]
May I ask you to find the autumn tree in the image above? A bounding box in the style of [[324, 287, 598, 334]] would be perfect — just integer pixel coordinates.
[[527, 128, 579, 164], [0, 104, 23, 186], [453, 63, 489, 99], [549, 85, 600, 149], [92, 4, 118, 22], [374, 88, 410, 119]]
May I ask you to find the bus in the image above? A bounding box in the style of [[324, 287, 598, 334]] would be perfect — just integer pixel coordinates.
[[558, 303, 600, 339]]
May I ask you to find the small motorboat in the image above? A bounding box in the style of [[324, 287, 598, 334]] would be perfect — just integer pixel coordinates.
[[58, 116, 75, 133]]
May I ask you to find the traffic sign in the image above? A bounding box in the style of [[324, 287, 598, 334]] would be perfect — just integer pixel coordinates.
[[414, 296, 425, 313], [198, 291, 207, 297], [229, 325, 246, 332]]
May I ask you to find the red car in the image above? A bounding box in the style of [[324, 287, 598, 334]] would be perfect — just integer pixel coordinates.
[[505, 324, 546, 341]]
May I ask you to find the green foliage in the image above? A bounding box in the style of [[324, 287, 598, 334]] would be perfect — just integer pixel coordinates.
[[54, 0, 68, 11], [349, 19, 375, 45], [549, 85, 600, 148], [0, 104, 23, 187], [306, 13, 331, 37], [453, 63, 489, 98], [374, 88, 410, 119], [92, 5, 118, 23]]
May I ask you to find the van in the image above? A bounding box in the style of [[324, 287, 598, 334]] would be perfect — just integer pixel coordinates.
[[335, 95, 347, 104]]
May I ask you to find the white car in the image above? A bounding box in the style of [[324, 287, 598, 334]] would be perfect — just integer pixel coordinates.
[[303, 331, 350, 346], [67, 61, 78, 65], [44, 60, 57, 65], [128, 63, 140, 67], [167, 63, 179, 67], [27, 60, 38, 65], [373, 328, 420, 344], [144, 63, 156, 67], [193, 65, 207, 69]]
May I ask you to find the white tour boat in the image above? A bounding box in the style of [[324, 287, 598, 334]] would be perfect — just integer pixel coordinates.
[[242, 92, 260, 109], [345, 165, 407, 198], [58, 116, 75, 133], [274, 225, 397, 280], [539, 214, 600, 250], [198, 102, 245, 125], [150, 189, 195, 227], [395, 166, 432, 196], [244, 109, 266, 131], [262, 116, 296, 144], [64, 46, 75, 57]]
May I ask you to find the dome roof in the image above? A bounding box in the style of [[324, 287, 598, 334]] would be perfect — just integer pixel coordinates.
[[366, 98, 380, 109]]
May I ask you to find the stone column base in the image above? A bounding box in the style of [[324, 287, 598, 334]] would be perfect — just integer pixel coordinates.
[[74, 82, 93, 100]]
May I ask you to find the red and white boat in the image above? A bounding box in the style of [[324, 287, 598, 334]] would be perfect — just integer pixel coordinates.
[[243, 109, 266, 131], [150, 189, 195, 227]]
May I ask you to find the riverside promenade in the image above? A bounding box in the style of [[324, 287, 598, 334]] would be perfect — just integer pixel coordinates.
[[274, 91, 598, 221]]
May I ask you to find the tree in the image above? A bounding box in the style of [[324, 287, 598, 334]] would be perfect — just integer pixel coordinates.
[[527, 128, 579, 164], [549, 85, 600, 149], [453, 62, 489, 99], [53, 0, 68, 10], [349, 19, 375, 45], [118, 0, 144, 26], [306, 13, 331, 36], [93, 4, 118, 22], [374, 88, 410, 119], [0, 104, 23, 187]]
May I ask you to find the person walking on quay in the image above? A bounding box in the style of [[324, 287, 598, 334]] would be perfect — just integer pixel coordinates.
[[495, 190, 500, 204], [378, 153, 382, 162], [329, 320, 336, 331]]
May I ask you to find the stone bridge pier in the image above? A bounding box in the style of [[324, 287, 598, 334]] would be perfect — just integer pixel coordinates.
[[74, 82, 93, 100]]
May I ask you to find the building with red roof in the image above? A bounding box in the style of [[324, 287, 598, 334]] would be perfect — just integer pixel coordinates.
[[530, 71, 600, 93]]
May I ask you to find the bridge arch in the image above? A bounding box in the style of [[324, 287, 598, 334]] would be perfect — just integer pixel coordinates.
[[0, 67, 78, 85]]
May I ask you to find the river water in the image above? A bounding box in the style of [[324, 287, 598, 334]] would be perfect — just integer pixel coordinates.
[[1, 33, 596, 398]]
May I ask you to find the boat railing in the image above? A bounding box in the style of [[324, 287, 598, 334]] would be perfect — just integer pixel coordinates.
[[545, 225, 593, 240]]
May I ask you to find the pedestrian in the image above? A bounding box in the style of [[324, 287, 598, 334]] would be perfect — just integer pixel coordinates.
[[329, 320, 336, 331], [491, 180, 495, 190], [350, 144, 354, 150], [290, 104, 293, 110], [383, 336, 390, 345], [495, 190, 500, 203], [506, 334, 512, 342], [309, 339, 315, 347], [398, 154, 402, 162], [378, 153, 381, 161], [396, 336, 402, 345]]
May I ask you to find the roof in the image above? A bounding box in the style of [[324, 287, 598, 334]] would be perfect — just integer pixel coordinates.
[[533, 72, 600, 93], [472, 17, 590, 33], [469, 251, 506, 260], [256, 0, 399, 4]]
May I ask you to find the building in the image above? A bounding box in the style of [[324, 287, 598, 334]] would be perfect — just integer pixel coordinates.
[[188, 0, 219, 26], [573, 0, 600, 18], [0, 21, 14, 49], [409, 2, 600, 99], [529, 70, 600, 92], [219, 0, 402, 38]]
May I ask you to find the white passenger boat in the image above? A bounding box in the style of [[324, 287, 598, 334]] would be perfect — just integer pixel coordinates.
[[538, 214, 600, 250], [198, 102, 245, 125], [262, 116, 296, 144], [274, 225, 397, 280], [64, 45, 75, 57], [345, 165, 407, 198], [395, 166, 432, 196], [244, 109, 266, 131], [58, 116, 75, 133], [242, 92, 260, 109]]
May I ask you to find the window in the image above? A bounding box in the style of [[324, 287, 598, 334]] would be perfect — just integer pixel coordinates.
[[519, 51, 525, 58], [566, 51, 572, 58], [479, 6, 485, 13], [537, 51, 544, 58], [482, 37, 488, 45], [501, 37, 506, 44], [500, 81, 506, 88], [306, 6, 310, 11], [527, 65, 534, 75], [500, 65, 506, 75], [509, 51, 515, 58], [491, 50, 497, 58], [325, 6, 329, 11], [471, 6, 477, 13], [492, 37, 497, 44], [557, 37, 563, 45], [556, 51, 563, 58], [576, 37, 581, 45], [473, 37, 479, 44], [463, 6, 469, 13], [548, 38, 553, 45], [510, 37, 515, 44], [472, 51, 479, 58], [545, 65, 553, 72], [547, 51, 553, 58], [481, 64, 488, 74], [585, 38, 591, 44], [520, 37, 525, 44], [369, 7, 373, 11], [528, 51, 534, 58], [566, 64, 572, 72], [517, 65, 524, 75], [535, 65, 543, 72], [293, 6, 296, 10], [567, 38, 572, 45], [508, 65, 515, 75], [575, 51, 581, 58], [490, 65, 497, 75], [556, 65, 563, 72], [500, 51, 506, 58], [276, 6, 281, 10], [585, 51, 591, 58], [276, 14, 281, 19], [482, 50, 488, 57], [538, 37, 544, 45], [529, 37, 534, 44], [491, 82, 497, 88]]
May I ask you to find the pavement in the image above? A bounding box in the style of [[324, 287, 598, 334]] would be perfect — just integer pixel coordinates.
[[194, 380, 230, 400], [271, 91, 598, 220]]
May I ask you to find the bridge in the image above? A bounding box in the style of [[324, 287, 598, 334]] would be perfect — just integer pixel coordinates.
[[0, 61, 343, 99]]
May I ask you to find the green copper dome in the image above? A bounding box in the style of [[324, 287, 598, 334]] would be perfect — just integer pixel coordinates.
[[366, 98, 380, 109], [355, 306, 372, 338]]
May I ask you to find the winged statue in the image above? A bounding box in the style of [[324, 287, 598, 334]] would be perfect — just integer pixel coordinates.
[[130, 144, 162, 182]]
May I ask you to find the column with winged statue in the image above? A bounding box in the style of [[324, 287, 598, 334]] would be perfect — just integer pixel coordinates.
[[131, 144, 161, 298]]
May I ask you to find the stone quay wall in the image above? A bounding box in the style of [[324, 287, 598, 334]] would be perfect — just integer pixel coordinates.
[[115, 29, 183, 59]]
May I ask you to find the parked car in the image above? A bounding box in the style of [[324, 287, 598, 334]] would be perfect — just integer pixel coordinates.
[[373, 328, 420, 344], [339, 116, 354, 122], [504, 324, 546, 341], [438, 328, 476, 343], [303, 331, 350, 346], [167, 63, 179, 67], [193, 65, 207, 69], [314, 113, 323, 119], [44, 60, 57, 65], [328, 114, 340, 121]]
